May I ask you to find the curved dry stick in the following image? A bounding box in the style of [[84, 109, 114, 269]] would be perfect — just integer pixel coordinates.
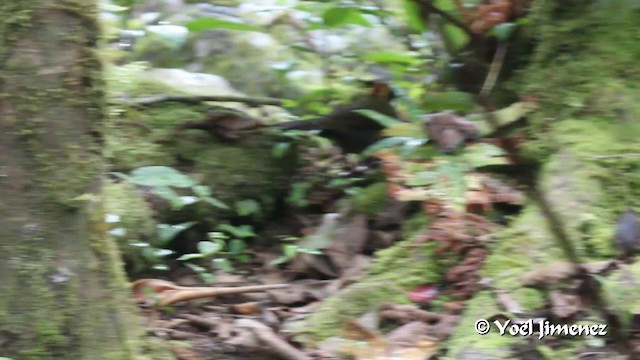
[[133, 279, 288, 307]]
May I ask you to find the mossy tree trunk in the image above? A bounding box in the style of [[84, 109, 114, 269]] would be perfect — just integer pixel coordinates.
[[0, 2, 163, 359]]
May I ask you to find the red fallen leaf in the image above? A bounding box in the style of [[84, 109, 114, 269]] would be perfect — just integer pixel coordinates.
[[407, 284, 440, 303]]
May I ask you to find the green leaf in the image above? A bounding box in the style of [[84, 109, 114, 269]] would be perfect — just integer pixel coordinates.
[[355, 109, 403, 127], [198, 241, 222, 256], [322, 7, 371, 28], [399, 138, 429, 157], [383, 123, 426, 138], [228, 239, 246, 255], [216, 224, 256, 238], [128, 166, 196, 188], [185, 18, 260, 32], [154, 249, 174, 257], [287, 182, 310, 207], [192, 185, 211, 197], [208, 231, 228, 240], [403, 0, 427, 32], [364, 52, 421, 66], [442, 23, 469, 52], [421, 91, 477, 112], [272, 142, 291, 158], [235, 199, 261, 216], [100, 3, 129, 12], [179, 196, 198, 206], [270, 256, 289, 265], [407, 171, 438, 186], [212, 258, 234, 272], [157, 221, 196, 245], [363, 136, 412, 156], [177, 253, 205, 261], [493, 22, 516, 41], [153, 185, 184, 209], [283, 244, 298, 258], [463, 143, 510, 168], [432, 160, 468, 209], [152, 264, 169, 271], [202, 196, 229, 210], [298, 247, 323, 255]]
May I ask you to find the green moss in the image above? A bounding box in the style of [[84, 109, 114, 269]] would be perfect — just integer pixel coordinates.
[[173, 131, 296, 215], [105, 123, 174, 171], [103, 181, 157, 272], [352, 182, 391, 216], [305, 213, 446, 339]]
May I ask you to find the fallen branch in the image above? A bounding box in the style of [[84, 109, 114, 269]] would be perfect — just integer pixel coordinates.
[[238, 319, 312, 360], [132, 279, 288, 307]]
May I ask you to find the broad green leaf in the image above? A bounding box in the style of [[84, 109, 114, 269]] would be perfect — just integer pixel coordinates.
[[364, 136, 413, 156], [229, 239, 246, 255], [152, 264, 169, 271], [382, 123, 425, 138], [467, 100, 538, 136], [463, 143, 511, 168], [298, 247, 323, 255], [185, 18, 260, 32], [153, 186, 183, 209], [355, 109, 403, 127], [399, 138, 429, 157], [198, 241, 222, 256], [406, 171, 438, 186], [270, 256, 289, 265], [203, 196, 229, 210], [442, 23, 469, 52], [157, 221, 196, 245], [322, 7, 371, 28], [434, 0, 457, 11], [432, 160, 468, 209], [180, 196, 198, 206], [216, 224, 256, 238], [493, 23, 516, 41], [101, 3, 128, 12], [212, 258, 234, 272], [422, 91, 477, 112], [235, 199, 261, 216], [364, 52, 421, 66], [403, 0, 427, 32], [154, 248, 174, 257], [128, 166, 196, 188], [192, 185, 211, 197], [177, 253, 205, 261], [283, 244, 298, 258], [287, 182, 310, 207], [272, 142, 291, 158]]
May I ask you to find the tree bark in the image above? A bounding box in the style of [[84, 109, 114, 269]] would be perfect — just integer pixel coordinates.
[[0, 2, 162, 359]]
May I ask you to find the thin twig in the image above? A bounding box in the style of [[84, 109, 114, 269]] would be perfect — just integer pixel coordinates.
[[112, 94, 285, 107], [479, 41, 508, 98]]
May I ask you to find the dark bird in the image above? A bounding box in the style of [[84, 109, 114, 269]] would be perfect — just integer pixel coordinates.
[[270, 82, 398, 153], [614, 208, 639, 256]]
